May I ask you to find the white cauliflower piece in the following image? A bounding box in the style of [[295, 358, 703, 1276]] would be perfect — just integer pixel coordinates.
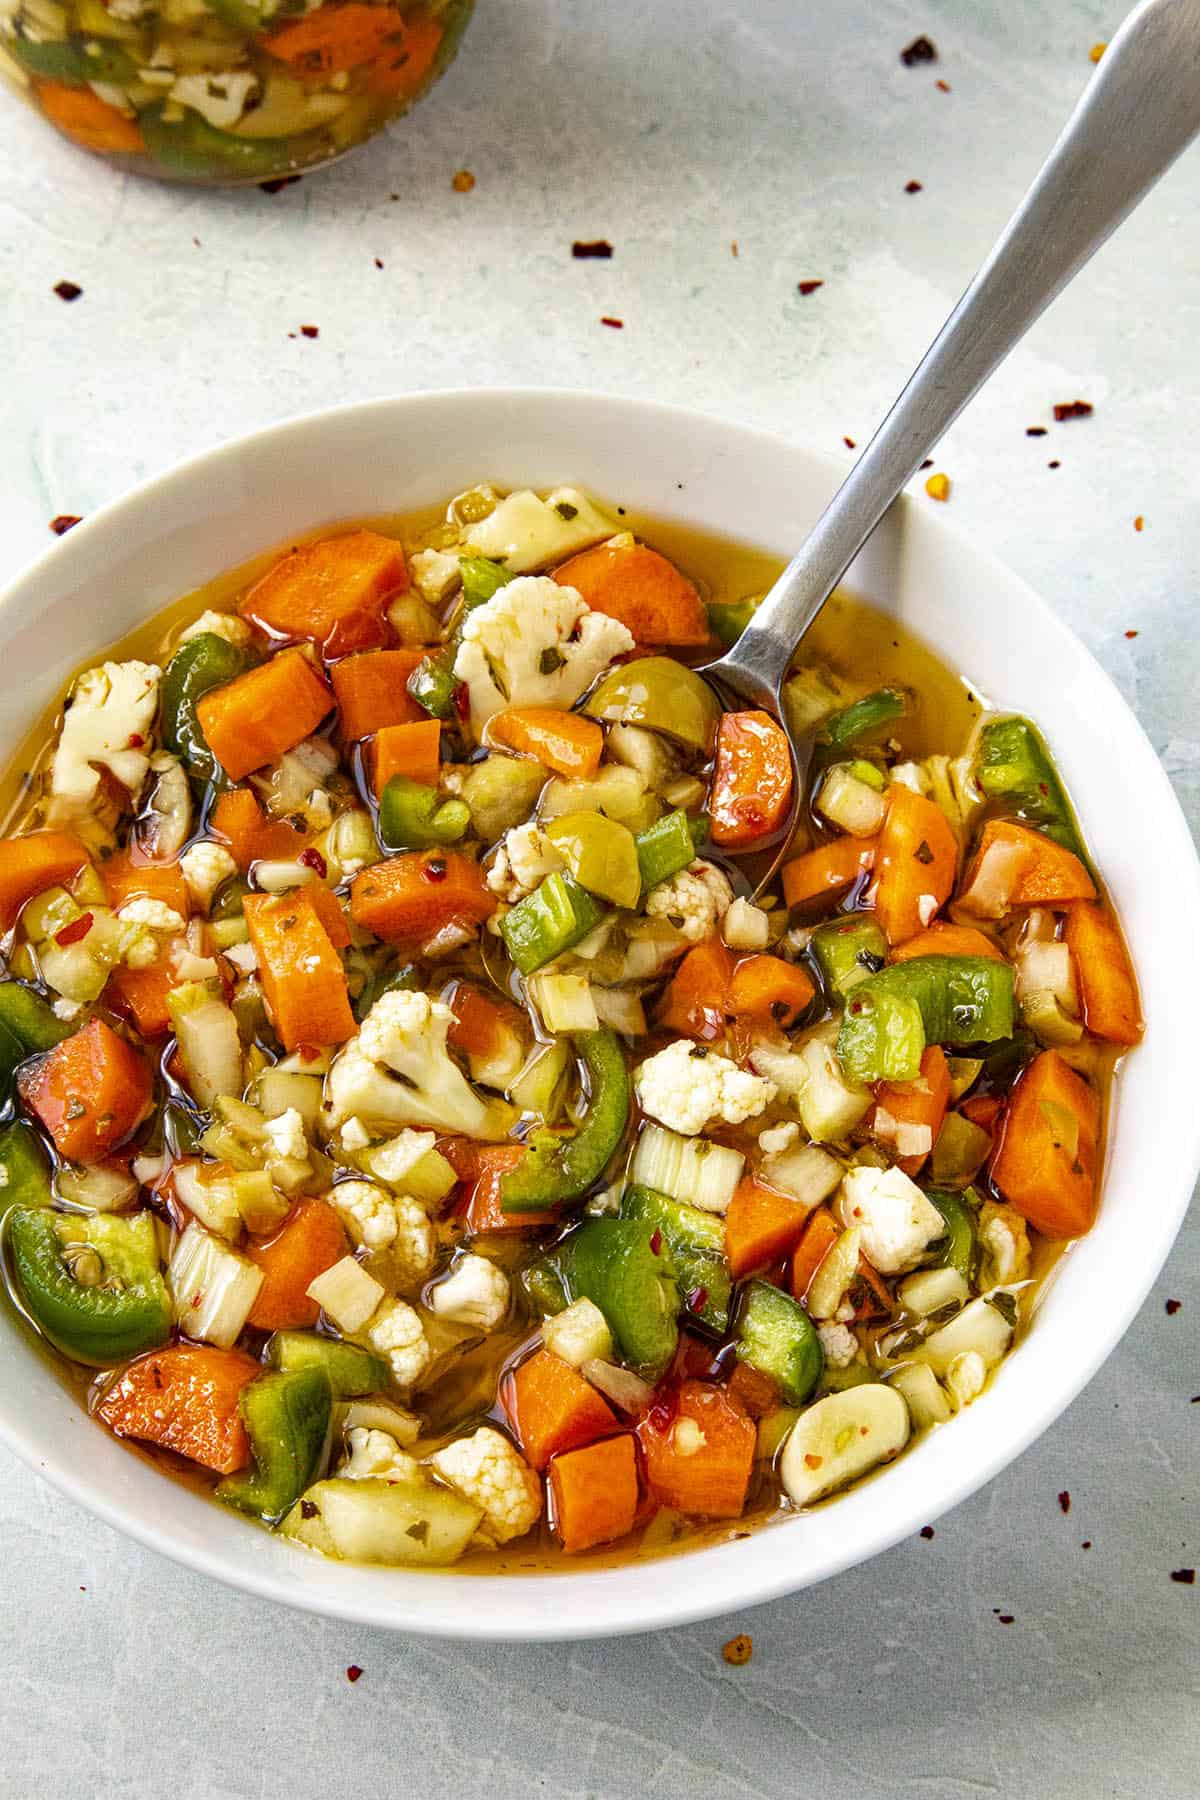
[[722, 896, 772, 951], [644, 860, 734, 944], [367, 1298, 431, 1391], [978, 1201, 1032, 1288], [339, 1116, 372, 1153], [263, 1107, 308, 1162], [428, 1254, 510, 1332], [837, 1165, 946, 1274], [428, 1425, 541, 1547], [365, 1127, 437, 1186], [329, 1179, 436, 1290], [325, 990, 493, 1138], [179, 609, 252, 648], [817, 1322, 860, 1368], [758, 1120, 800, 1156], [542, 1297, 613, 1368], [945, 1350, 988, 1410], [410, 548, 462, 603], [51, 660, 161, 808], [115, 897, 186, 934], [462, 486, 617, 574], [635, 1038, 776, 1136], [485, 821, 565, 903], [180, 840, 238, 913], [339, 1427, 422, 1483], [171, 69, 259, 130], [453, 576, 634, 726]]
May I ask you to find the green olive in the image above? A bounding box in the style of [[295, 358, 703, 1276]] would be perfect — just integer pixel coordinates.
[[545, 812, 641, 909], [583, 657, 721, 753]]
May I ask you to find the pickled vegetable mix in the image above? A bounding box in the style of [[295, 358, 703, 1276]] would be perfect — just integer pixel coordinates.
[[0, 482, 1142, 1570]]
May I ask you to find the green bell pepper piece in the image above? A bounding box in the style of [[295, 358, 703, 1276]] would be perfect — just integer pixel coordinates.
[[204, 0, 285, 30], [0, 1122, 52, 1213], [563, 1216, 679, 1381], [378, 775, 470, 852], [926, 1188, 979, 1281], [405, 558, 512, 720], [164, 1101, 204, 1158], [811, 916, 888, 1002], [824, 687, 909, 749], [499, 872, 606, 975], [140, 108, 324, 182], [634, 809, 699, 891], [837, 955, 1016, 1083], [736, 1278, 823, 1406], [161, 633, 247, 781], [9, 1208, 170, 1366], [407, 653, 460, 720], [621, 1184, 731, 1333], [7, 32, 138, 84], [266, 1331, 389, 1397], [0, 980, 68, 1105], [706, 596, 760, 649], [217, 1366, 332, 1523], [975, 1027, 1038, 1091], [459, 556, 515, 610], [352, 959, 421, 1023], [500, 1029, 629, 1213], [974, 716, 1088, 861], [520, 1254, 571, 1318], [210, 875, 251, 923]]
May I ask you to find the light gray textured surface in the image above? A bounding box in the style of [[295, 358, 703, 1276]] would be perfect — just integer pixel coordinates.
[[0, 3, 1196, 1795]]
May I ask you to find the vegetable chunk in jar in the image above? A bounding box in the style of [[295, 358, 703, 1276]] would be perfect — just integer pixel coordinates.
[[0, 0, 473, 184]]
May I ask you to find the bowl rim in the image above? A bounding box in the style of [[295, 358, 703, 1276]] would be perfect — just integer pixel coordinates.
[[2, 386, 1198, 1641]]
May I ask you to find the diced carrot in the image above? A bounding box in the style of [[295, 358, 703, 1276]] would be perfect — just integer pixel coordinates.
[[303, 879, 352, 951], [656, 937, 733, 1040], [637, 1380, 755, 1517], [487, 707, 603, 779], [506, 1348, 617, 1470], [960, 818, 1096, 911], [727, 954, 815, 1028], [708, 711, 794, 848], [960, 1094, 1004, 1133], [725, 1358, 781, 1419], [446, 981, 524, 1060], [349, 850, 496, 944], [196, 649, 333, 782], [240, 530, 407, 658], [0, 830, 93, 932], [725, 1176, 812, 1278], [1064, 901, 1143, 1044], [781, 835, 876, 910], [436, 1134, 487, 1182], [243, 890, 356, 1051], [552, 541, 710, 646], [18, 1018, 152, 1162], [549, 1433, 640, 1552], [890, 921, 1003, 963], [246, 1197, 348, 1330], [38, 81, 145, 154], [366, 10, 443, 93], [790, 1208, 840, 1301], [97, 1343, 259, 1474], [209, 788, 306, 870], [266, 4, 422, 77], [330, 647, 427, 738], [104, 958, 177, 1038], [373, 718, 441, 797], [991, 1048, 1101, 1239], [873, 785, 958, 946], [102, 847, 189, 919], [464, 1145, 540, 1234], [873, 1044, 951, 1176]]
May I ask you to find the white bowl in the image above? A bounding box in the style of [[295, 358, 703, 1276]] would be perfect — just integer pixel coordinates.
[[2, 390, 1197, 1641]]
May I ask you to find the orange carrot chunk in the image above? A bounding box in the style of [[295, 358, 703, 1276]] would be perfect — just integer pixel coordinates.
[[656, 937, 733, 1040], [197, 649, 333, 782], [637, 1380, 755, 1518], [549, 1434, 640, 1552], [266, 5, 426, 77], [991, 1049, 1100, 1239], [727, 954, 815, 1028], [873, 785, 958, 946], [552, 541, 710, 646], [790, 1209, 840, 1301], [240, 530, 407, 658], [487, 707, 603, 779], [725, 1176, 813, 1278], [708, 711, 794, 848], [959, 818, 1096, 914], [102, 847, 190, 919], [18, 1018, 152, 1162], [367, 11, 443, 92], [330, 647, 428, 738], [38, 81, 145, 153], [373, 718, 442, 797], [247, 1197, 348, 1330], [872, 1044, 951, 1176], [781, 835, 876, 910], [97, 1343, 259, 1473], [0, 830, 94, 932], [243, 890, 356, 1051], [1063, 901, 1143, 1044], [350, 850, 496, 944], [209, 788, 306, 870], [446, 981, 525, 1061], [104, 959, 178, 1038], [463, 1145, 537, 1235], [506, 1348, 617, 1471], [303, 879, 352, 952], [890, 921, 1003, 962]]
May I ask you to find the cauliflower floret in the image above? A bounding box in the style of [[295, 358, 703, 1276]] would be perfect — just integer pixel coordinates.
[[179, 841, 239, 913], [339, 1116, 372, 1153], [817, 1322, 860, 1368], [722, 896, 772, 951], [339, 1426, 422, 1483], [325, 990, 493, 1138], [485, 821, 565, 903], [51, 660, 161, 808], [635, 1038, 776, 1136], [542, 1296, 613, 1368], [837, 1165, 946, 1274], [644, 859, 734, 944], [329, 1180, 436, 1288], [171, 69, 259, 130], [453, 576, 634, 726], [263, 1107, 308, 1163], [758, 1120, 800, 1156], [410, 547, 462, 604], [428, 1425, 541, 1547], [978, 1201, 1032, 1288], [115, 897, 186, 934], [179, 609, 252, 649], [367, 1298, 431, 1391], [428, 1254, 510, 1332]]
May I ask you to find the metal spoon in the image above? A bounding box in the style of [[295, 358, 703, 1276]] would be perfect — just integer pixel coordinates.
[[700, 0, 1200, 877]]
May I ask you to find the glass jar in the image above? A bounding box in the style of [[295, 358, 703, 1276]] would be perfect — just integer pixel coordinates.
[[0, 0, 473, 184]]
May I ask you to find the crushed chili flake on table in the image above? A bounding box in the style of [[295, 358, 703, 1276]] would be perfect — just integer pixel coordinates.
[[1170, 1568, 1196, 1585], [900, 34, 938, 66], [1048, 460, 1061, 469], [731, 240, 739, 257], [1026, 426, 1047, 437], [1165, 1298, 1182, 1315], [936, 78, 951, 92], [797, 279, 824, 296], [905, 179, 923, 193], [49, 514, 82, 536], [346, 1664, 364, 1682], [572, 240, 613, 259], [997, 1614, 1015, 1625], [53, 281, 82, 302], [1090, 42, 1108, 62], [375, 258, 384, 270], [925, 472, 951, 502], [600, 316, 625, 329], [1058, 1490, 1071, 1515], [1126, 627, 1140, 637], [1134, 515, 1145, 532], [259, 175, 301, 194], [300, 325, 319, 340], [844, 436, 856, 449], [919, 1525, 935, 1540], [722, 1633, 753, 1665], [452, 170, 475, 193], [1053, 399, 1093, 421]]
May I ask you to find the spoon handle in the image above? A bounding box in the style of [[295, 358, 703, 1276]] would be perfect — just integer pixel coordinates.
[[716, 0, 1200, 707]]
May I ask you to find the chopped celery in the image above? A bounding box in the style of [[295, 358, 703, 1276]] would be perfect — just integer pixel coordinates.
[[629, 1122, 743, 1214], [811, 916, 887, 1001], [168, 1221, 263, 1348], [749, 1036, 872, 1142], [499, 872, 606, 974], [527, 972, 598, 1033], [759, 1142, 842, 1210], [510, 1038, 572, 1120], [736, 1280, 823, 1406], [167, 983, 244, 1111], [816, 764, 888, 836], [378, 775, 470, 852], [837, 957, 1016, 1084], [974, 716, 1087, 861], [823, 687, 909, 748]]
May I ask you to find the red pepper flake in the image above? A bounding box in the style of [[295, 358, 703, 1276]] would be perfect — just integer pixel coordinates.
[[54, 280, 83, 302], [259, 174, 302, 194], [796, 279, 824, 296], [920, 458, 933, 469], [55, 911, 93, 948], [300, 324, 319, 339], [423, 858, 448, 883], [1058, 1490, 1071, 1515], [649, 1228, 663, 1257], [1048, 460, 1061, 469], [572, 240, 613, 259], [375, 257, 384, 270], [936, 78, 951, 92], [1125, 628, 1139, 639], [452, 169, 475, 194], [1134, 514, 1145, 532], [298, 846, 328, 878], [900, 35, 938, 66], [297, 1043, 322, 1064], [997, 1614, 1015, 1625], [49, 514, 82, 536], [127, 732, 145, 748], [843, 436, 856, 449], [1053, 399, 1093, 422], [453, 681, 471, 722], [721, 1633, 753, 1666], [919, 1525, 935, 1540], [346, 1664, 364, 1682], [1165, 1298, 1182, 1315], [1081, 1540, 1092, 1549], [904, 179, 923, 194], [1170, 1568, 1196, 1585], [600, 316, 624, 329], [1026, 426, 1047, 437], [687, 1286, 709, 1312], [731, 240, 739, 258], [300, 1499, 318, 1519]]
